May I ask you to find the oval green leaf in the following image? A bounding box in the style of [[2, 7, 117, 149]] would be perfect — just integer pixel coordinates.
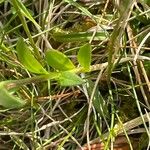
[[0, 83, 26, 108], [58, 71, 84, 86], [77, 43, 91, 71], [45, 50, 75, 71], [16, 38, 48, 74]]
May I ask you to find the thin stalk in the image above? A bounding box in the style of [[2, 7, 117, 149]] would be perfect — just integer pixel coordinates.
[[3, 73, 60, 90]]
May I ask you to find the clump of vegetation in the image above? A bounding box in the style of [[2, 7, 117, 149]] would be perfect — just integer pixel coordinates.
[[0, 0, 150, 149]]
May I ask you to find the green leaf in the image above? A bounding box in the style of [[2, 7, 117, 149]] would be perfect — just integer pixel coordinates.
[[16, 38, 48, 74], [0, 83, 26, 109], [45, 50, 75, 71], [77, 43, 91, 71], [58, 71, 84, 86]]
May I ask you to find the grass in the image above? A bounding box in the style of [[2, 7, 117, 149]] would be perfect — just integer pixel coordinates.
[[0, 0, 150, 149]]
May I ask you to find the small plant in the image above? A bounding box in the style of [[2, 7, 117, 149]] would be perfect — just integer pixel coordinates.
[[0, 0, 150, 149], [0, 39, 92, 108]]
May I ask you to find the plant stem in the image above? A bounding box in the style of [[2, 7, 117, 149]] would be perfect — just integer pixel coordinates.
[[4, 73, 60, 90], [2, 56, 149, 90]]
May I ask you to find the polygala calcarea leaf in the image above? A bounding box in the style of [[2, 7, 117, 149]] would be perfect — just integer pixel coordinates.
[[45, 50, 75, 71], [58, 71, 84, 86], [0, 82, 26, 108], [16, 38, 48, 74], [77, 43, 91, 71]]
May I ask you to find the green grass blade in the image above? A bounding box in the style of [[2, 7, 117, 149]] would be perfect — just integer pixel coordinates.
[[87, 80, 109, 118], [12, 0, 41, 29], [64, 0, 95, 20]]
